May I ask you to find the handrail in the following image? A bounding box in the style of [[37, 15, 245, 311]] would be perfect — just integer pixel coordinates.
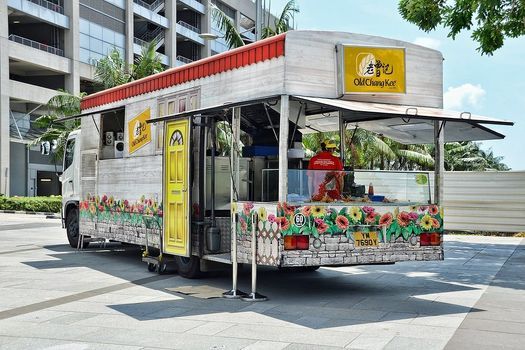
[[177, 20, 201, 34], [133, 31, 164, 48], [8, 34, 64, 56], [133, 0, 164, 12], [176, 55, 193, 64], [138, 26, 164, 42], [27, 0, 64, 14]]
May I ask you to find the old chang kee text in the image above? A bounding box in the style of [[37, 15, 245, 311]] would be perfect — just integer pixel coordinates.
[[353, 77, 397, 89]]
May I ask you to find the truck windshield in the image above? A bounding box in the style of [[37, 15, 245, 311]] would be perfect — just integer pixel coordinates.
[[64, 139, 75, 170]]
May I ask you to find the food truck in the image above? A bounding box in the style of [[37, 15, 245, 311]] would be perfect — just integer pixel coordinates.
[[60, 31, 513, 286]]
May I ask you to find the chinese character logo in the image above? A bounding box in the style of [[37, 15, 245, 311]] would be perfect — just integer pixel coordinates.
[[356, 52, 394, 78]]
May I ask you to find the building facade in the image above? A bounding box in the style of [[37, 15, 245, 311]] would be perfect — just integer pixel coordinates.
[[0, 0, 260, 196]]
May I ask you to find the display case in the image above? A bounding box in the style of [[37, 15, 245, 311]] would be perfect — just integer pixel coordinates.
[[262, 169, 432, 205]]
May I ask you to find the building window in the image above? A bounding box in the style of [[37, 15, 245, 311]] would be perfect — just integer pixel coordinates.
[[79, 18, 125, 64]]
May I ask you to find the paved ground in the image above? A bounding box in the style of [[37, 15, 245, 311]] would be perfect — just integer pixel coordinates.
[[0, 213, 523, 350]]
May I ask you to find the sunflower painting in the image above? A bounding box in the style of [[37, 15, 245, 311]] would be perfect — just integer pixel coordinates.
[[274, 202, 443, 243]]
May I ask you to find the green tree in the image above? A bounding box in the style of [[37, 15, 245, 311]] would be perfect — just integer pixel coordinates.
[[132, 40, 164, 80], [31, 90, 85, 162], [211, 0, 299, 49], [398, 0, 525, 55], [35, 41, 165, 161], [262, 0, 299, 38], [94, 41, 164, 89], [94, 48, 130, 89]]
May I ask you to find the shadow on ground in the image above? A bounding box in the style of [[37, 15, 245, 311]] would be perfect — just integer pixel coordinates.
[[20, 238, 522, 330]]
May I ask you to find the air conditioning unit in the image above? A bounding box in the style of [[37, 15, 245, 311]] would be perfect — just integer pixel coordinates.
[[114, 141, 124, 158], [105, 131, 114, 146]]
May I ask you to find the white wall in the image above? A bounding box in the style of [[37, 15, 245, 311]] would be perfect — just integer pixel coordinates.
[[442, 171, 525, 233]]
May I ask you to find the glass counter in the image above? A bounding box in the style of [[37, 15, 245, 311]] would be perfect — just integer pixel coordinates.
[[262, 169, 432, 205]]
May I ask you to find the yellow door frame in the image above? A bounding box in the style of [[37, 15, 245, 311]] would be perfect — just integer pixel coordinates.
[[163, 118, 191, 256]]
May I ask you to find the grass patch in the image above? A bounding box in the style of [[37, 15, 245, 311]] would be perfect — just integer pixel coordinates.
[[0, 195, 61, 213]]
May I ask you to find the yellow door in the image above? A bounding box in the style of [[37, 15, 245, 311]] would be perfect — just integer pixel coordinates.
[[163, 119, 190, 256]]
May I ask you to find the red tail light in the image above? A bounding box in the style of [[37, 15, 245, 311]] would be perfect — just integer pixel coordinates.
[[284, 235, 309, 250], [284, 236, 296, 250], [296, 235, 309, 250], [420, 232, 441, 246]]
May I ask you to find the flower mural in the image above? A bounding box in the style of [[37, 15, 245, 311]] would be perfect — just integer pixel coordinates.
[[79, 194, 163, 229], [233, 201, 444, 244]]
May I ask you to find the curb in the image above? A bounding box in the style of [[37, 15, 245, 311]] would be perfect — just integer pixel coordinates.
[[0, 210, 60, 219]]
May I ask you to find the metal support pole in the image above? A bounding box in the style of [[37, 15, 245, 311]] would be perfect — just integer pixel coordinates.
[[339, 111, 345, 165], [434, 120, 445, 205], [242, 213, 267, 301], [278, 95, 290, 202], [223, 107, 247, 299], [255, 0, 263, 41]]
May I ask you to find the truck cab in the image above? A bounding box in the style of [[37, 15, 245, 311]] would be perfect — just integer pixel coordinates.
[[60, 129, 82, 247]]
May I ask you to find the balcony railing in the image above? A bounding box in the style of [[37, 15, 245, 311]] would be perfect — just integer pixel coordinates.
[[177, 20, 201, 34], [176, 55, 193, 64], [8, 34, 64, 56], [28, 0, 64, 14], [133, 0, 164, 12]]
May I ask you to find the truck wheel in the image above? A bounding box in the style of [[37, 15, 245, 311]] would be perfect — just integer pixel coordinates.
[[175, 256, 200, 279], [66, 208, 89, 249], [147, 263, 156, 272]]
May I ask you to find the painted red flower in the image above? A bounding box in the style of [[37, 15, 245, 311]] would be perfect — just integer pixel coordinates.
[[101, 195, 108, 203], [268, 214, 276, 223], [365, 212, 377, 224], [317, 221, 329, 234], [431, 218, 440, 228], [379, 213, 393, 227], [98, 205, 104, 212], [335, 215, 349, 230], [240, 218, 247, 232], [408, 212, 419, 221], [279, 217, 290, 231], [243, 202, 254, 216], [283, 203, 296, 216], [301, 206, 311, 217], [362, 206, 375, 214], [429, 205, 439, 216], [397, 212, 411, 227]]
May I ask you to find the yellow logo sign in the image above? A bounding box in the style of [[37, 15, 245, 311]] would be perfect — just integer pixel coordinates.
[[128, 108, 151, 154], [342, 46, 406, 94]]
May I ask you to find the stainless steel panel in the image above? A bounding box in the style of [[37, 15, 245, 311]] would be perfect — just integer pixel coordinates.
[[206, 156, 249, 210]]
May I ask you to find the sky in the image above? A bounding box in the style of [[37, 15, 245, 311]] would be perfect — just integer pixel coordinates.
[[268, 0, 525, 170]]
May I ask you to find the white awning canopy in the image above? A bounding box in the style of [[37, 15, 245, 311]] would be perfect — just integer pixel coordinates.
[[295, 96, 513, 144]]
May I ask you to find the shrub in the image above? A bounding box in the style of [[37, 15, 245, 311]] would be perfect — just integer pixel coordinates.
[[0, 196, 62, 213]]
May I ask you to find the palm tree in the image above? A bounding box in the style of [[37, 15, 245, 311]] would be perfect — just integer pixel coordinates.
[[210, 4, 245, 49], [35, 41, 165, 161], [94, 41, 164, 89], [31, 91, 85, 162], [211, 0, 299, 49], [132, 40, 164, 80], [262, 0, 299, 38], [93, 48, 130, 89]]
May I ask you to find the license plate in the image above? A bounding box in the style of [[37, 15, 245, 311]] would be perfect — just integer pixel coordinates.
[[354, 231, 379, 248]]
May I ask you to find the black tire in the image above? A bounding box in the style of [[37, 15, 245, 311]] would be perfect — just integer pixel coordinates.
[[66, 208, 89, 249], [175, 256, 200, 278], [147, 263, 156, 272], [157, 262, 168, 275]]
